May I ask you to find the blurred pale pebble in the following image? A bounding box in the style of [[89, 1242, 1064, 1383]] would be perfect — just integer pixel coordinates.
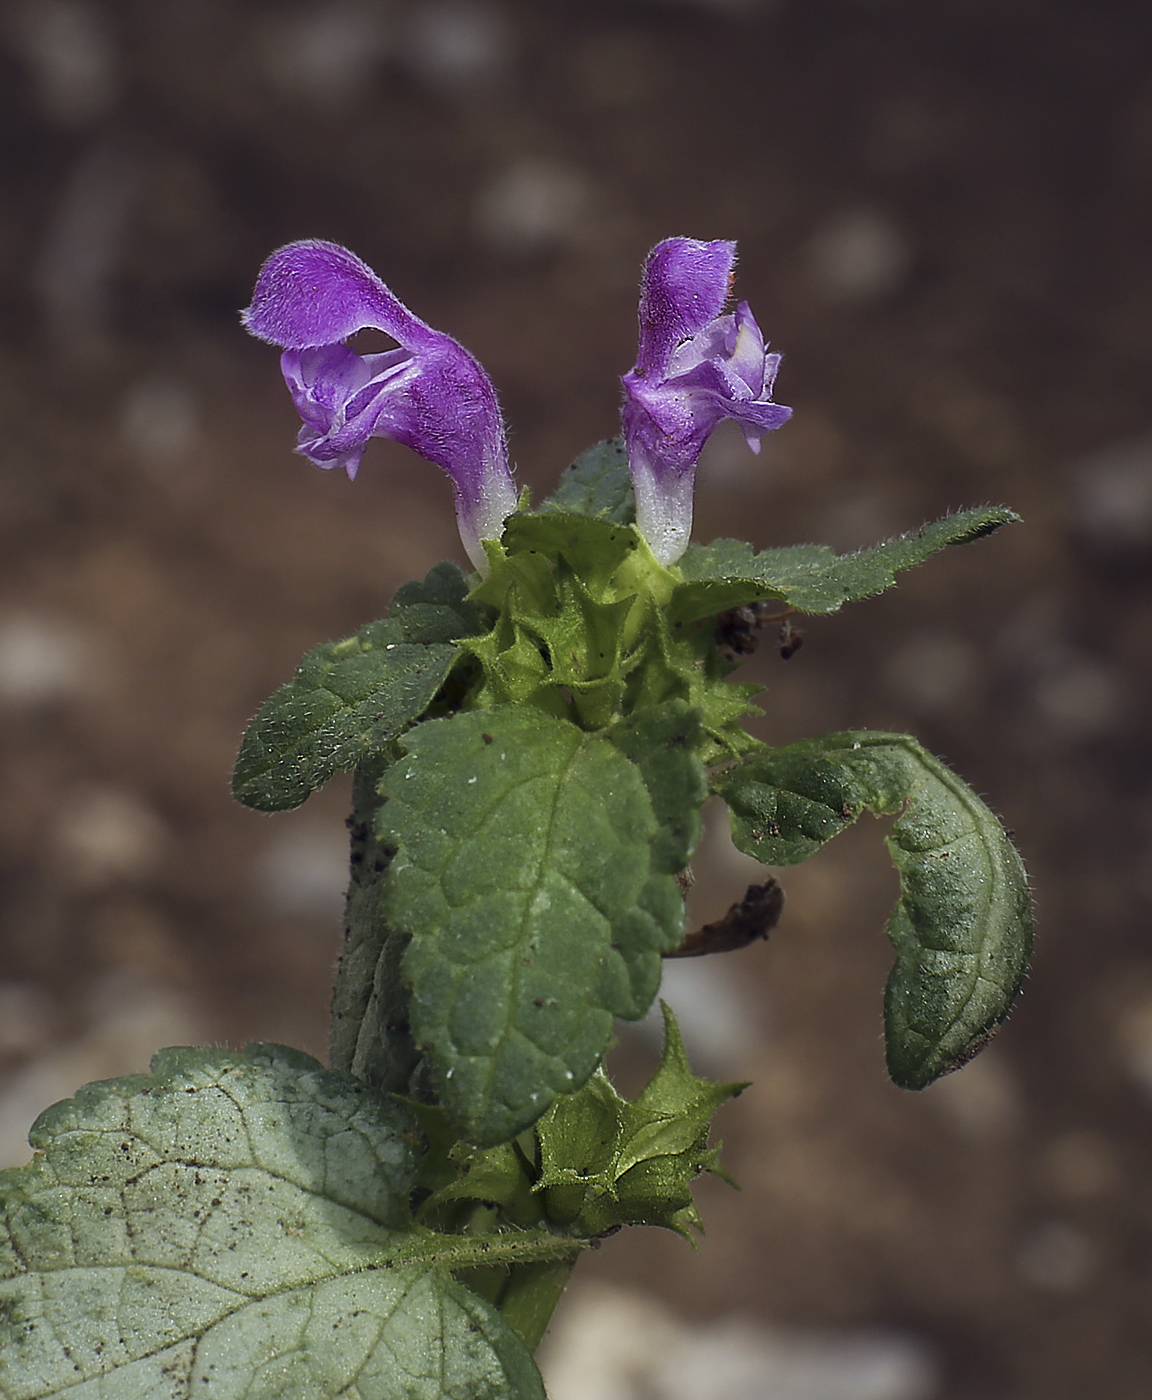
[[0, 973, 204, 1168], [0, 982, 55, 1057], [638, 958, 762, 1074], [7, 0, 116, 125], [404, 0, 512, 89], [56, 787, 166, 886], [1114, 997, 1152, 1098], [540, 1283, 939, 1400], [922, 1048, 1021, 1143], [1069, 433, 1152, 548], [473, 159, 594, 255], [120, 376, 200, 469], [0, 613, 90, 704], [1033, 652, 1123, 735], [259, 1, 393, 106], [1014, 1221, 1095, 1293], [255, 824, 349, 917], [806, 208, 912, 303], [882, 632, 980, 712]]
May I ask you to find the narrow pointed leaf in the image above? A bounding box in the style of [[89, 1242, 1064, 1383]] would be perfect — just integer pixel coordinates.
[[713, 732, 1032, 1088], [672, 506, 1019, 622]]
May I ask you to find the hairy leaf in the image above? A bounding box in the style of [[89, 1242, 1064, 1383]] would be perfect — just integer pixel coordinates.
[[608, 701, 708, 874], [536, 438, 635, 524], [233, 563, 486, 813], [672, 506, 1019, 622], [390, 560, 491, 642], [0, 1044, 559, 1400], [713, 732, 1032, 1088], [376, 709, 691, 1147]]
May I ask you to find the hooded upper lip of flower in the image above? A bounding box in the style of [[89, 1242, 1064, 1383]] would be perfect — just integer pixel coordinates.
[[622, 237, 792, 566], [241, 239, 517, 572]]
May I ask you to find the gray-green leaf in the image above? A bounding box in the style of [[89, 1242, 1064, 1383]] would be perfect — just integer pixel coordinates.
[[672, 506, 1019, 622], [0, 1044, 547, 1400], [376, 709, 689, 1147], [713, 732, 1032, 1088]]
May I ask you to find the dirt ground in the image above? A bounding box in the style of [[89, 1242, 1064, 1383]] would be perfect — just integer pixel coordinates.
[[3, 2, 1152, 1396]]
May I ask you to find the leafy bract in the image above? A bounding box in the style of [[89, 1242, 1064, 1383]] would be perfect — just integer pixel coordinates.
[[0, 1044, 560, 1400], [415, 1006, 741, 1240], [376, 708, 698, 1147], [534, 1004, 743, 1238], [713, 732, 1032, 1088], [672, 505, 1019, 622], [536, 438, 635, 524], [233, 563, 483, 813]]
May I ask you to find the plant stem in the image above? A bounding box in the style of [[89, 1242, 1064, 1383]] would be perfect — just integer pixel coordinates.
[[330, 757, 425, 1095], [497, 1259, 576, 1354]]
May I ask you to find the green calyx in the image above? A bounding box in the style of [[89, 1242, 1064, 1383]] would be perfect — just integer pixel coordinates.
[[464, 512, 758, 754], [413, 1005, 743, 1243]]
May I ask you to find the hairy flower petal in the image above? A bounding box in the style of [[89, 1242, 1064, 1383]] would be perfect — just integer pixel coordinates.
[[243, 240, 516, 570], [622, 240, 791, 565]]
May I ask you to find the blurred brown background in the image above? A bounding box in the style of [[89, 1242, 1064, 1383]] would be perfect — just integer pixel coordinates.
[[2, 1, 1152, 1396]]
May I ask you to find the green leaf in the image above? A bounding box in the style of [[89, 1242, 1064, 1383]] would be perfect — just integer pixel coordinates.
[[672, 505, 1020, 622], [391, 560, 491, 643], [0, 1044, 559, 1400], [376, 709, 690, 1147], [534, 1005, 743, 1238], [232, 563, 489, 813], [536, 438, 635, 524], [713, 731, 1033, 1088], [608, 700, 708, 874]]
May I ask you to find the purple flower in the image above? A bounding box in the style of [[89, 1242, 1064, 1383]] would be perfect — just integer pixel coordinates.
[[242, 240, 517, 571], [622, 238, 792, 565]]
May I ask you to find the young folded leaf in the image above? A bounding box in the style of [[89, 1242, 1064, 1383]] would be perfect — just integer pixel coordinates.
[[712, 732, 1032, 1088], [0, 1044, 555, 1400]]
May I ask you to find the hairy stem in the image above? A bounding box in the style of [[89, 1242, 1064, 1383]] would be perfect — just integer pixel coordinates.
[[330, 756, 426, 1095]]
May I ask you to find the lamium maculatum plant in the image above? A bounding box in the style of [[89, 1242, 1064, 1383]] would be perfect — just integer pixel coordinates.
[[0, 238, 1032, 1400]]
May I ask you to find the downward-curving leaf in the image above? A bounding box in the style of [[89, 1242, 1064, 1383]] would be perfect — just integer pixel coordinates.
[[376, 709, 690, 1147], [672, 505, 1019, 622], [0, 1044, 555, 1400], [713, 732, 1032, 1088]]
